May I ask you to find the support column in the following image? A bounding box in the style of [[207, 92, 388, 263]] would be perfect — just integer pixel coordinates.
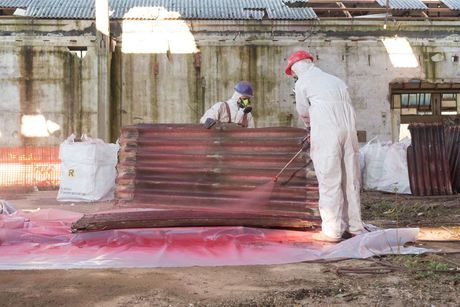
[[96, 0, 111, 141]]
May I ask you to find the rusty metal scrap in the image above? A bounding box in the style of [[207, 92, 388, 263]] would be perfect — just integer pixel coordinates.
[[407, 123, 453, 196], [445, 125, 460, 193], [71, 208, 319, 232], [73, 123, 320, 231]]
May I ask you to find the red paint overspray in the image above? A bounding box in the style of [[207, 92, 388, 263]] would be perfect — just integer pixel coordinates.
[[226, 180, 276, 212]]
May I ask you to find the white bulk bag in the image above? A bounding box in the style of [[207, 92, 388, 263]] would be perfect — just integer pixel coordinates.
[[57, 135, 119, 202], [360, 138, 389, 191], [377, 142, 411, 194]]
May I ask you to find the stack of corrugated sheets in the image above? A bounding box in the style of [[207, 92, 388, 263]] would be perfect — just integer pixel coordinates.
[[72, 124, 320, 232]]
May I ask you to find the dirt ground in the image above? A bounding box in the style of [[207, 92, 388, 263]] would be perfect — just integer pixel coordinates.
[[0, 190, 459, 307]]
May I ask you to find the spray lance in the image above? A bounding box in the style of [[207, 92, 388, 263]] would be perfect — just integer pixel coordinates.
[[273, 134, 310, 182]]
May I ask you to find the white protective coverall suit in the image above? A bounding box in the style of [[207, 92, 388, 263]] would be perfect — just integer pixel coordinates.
[[292, 60, 365, 240], [199, 92, 255, 128]]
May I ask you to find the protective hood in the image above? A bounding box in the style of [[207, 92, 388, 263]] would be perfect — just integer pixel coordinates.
[[291, 60, 315, 77], [228, 91, 243, 106]]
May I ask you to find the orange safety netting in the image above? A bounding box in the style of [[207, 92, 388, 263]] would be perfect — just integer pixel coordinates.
[[0, 146, 60, 188]]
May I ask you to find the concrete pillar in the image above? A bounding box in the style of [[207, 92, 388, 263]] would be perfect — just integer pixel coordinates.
[[95, 0, 111, 141], [391, 109, 401, 142]]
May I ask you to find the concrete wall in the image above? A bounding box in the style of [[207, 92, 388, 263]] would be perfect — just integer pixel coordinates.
[[0, 19, 98, 146], [0, 18, 459, 146]]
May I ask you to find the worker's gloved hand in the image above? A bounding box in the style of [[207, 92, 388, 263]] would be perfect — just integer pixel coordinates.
[[243, 106, 252, 114], [203, 118, 217, 129]]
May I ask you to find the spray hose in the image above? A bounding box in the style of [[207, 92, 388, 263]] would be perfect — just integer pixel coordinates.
[[273, 148, 304, 182], [273, 135, 310, 183]]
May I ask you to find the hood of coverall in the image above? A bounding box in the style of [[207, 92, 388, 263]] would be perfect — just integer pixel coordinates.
[[291, 59, 315, 78], [228, 91, 244, 107]]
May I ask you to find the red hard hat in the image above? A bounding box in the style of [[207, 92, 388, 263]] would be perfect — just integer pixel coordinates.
[[285, 51, 315, 76]]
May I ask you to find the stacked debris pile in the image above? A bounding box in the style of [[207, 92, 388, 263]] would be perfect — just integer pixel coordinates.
[[407, 123, 459, 196], [72, 124, 320, 232]]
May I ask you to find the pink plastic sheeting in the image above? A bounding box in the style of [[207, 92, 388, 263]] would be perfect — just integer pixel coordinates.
[[0, 208, 428, 270]]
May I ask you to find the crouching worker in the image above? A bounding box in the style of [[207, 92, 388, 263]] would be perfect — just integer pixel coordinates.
[[200, 81, 255, 129]]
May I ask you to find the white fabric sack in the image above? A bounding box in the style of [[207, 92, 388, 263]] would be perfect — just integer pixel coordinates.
[[57, 135, 119, 202], [360, 138, 389, 190], [377, 142, 411, 194]]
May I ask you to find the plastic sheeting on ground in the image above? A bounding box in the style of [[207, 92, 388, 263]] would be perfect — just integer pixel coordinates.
[[0, 208, 430, 270]]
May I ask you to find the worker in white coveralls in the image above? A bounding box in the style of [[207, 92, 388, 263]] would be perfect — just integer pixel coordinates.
[[285, 50, 366, 243], [200, 81, 255, 128]]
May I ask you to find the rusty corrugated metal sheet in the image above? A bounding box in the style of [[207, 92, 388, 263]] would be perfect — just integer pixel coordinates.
[[445, 125, 460, 193], [115, 123, 320, 228], [407, 123, 453, 196]]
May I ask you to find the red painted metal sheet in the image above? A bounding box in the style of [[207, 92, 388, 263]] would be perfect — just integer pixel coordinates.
[[407, 123, 454, 196], [446, 125, 460, 193], [406, 145, 418, 196], [115, 123, 320, 228]]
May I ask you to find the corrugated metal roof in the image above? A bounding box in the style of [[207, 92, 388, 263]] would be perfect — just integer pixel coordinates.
[[6, 0, 317, 20], [441, 0, 460, 10], [115, 0, 318, 20], [23, 0, 95, 19], [376, 0, 428, 10], [0, 0, 33, 8]]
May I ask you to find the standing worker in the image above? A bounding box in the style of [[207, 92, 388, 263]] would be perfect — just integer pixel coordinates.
[[285, 50, 366, 243], [200, 81, 255, 128]]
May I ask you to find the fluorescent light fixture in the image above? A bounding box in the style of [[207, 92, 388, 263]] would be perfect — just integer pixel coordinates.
[[382, 37, 418, 68]]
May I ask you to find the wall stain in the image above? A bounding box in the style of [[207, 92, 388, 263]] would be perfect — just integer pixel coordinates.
[[62, 49, 83, 138], [151, 54, 159, 123], [18, 46, 36, 146], [110, 45, 122, 141]]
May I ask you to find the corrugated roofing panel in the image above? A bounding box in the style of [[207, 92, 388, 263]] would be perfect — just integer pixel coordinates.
[[270, 7, 317, 20], [26, 0, 95, 19], [445, 125, 460, 193], [283, 0, 309, 3], [376, 0, 428, 10], [441, 0, 460, 10], [0, 0, 33, 8], [115, 124, 320, 226], [17, 0, 317, 20], [407, 123, 453, 196]]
